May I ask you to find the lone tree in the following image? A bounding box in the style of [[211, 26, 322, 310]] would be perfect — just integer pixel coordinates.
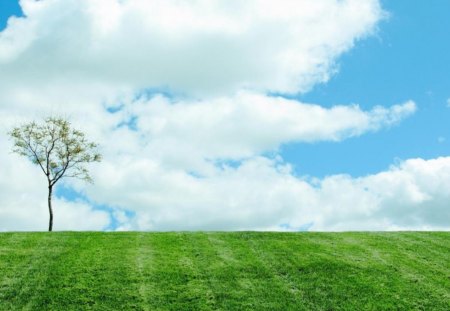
[[9, 117, 101, 231]]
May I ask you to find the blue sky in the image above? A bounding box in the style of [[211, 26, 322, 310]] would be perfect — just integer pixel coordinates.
[[290, 0, 450, 177], [0, 0, 449, 231], [0, 1, 22, 29]]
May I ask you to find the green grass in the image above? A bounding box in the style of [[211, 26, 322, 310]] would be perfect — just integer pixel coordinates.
[[0, 232, 448, 310]]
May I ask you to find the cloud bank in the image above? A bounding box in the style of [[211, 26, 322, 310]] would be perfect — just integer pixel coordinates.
[[1, 0, 383, 95], [86, 155, 450, 231], [1, 0, 446, 231]]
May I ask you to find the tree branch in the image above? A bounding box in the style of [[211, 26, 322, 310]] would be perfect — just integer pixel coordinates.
[[25, 138, 47, 176]]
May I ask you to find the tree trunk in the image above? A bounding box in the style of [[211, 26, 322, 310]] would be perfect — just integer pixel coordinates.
[[48, 185, 53, 232]]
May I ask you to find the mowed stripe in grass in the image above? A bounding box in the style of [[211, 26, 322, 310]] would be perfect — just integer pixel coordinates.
[[0, 232, 448, 310]]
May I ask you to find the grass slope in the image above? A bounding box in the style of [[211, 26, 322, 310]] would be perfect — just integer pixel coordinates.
[[0, 232, 449, 310]]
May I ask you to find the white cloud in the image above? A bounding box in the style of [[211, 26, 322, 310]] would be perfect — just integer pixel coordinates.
[[0, 140, 450, 231], [0, 197, 111, 231], [84, 155, 450, 231], [313, 157, 450, 230], [0, 87, 416, 175], [0, 0, 384, 96], [3, 127, 449, 231], [113, 93, 415, 165], [0, 92, 418, 231], [1, 0, 445, 232]]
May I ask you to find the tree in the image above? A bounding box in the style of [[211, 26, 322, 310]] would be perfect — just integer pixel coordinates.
[[9, 117, 101, 231]]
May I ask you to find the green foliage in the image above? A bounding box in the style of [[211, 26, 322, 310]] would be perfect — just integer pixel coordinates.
[[9, 117, 101, 185], [0, 232, 448, 310]]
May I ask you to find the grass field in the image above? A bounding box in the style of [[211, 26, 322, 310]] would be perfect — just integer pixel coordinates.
[[0, 232, 448, 310]]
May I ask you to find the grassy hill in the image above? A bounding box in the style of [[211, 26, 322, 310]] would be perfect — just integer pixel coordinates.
[[0, 232, 448, 310]]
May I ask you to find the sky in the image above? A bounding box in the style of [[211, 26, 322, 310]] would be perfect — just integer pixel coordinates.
[[0, 0, 449, 231]]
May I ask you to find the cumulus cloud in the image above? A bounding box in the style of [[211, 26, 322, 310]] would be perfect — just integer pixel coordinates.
[[85, 155, 450, 231], [3, 128, 449, 231], [112, 93, 416, 165], [315, 157, 450, 230], [0, 0, 383, 96], [1, 0, 445, 232], [0, 92, 417, 231]]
